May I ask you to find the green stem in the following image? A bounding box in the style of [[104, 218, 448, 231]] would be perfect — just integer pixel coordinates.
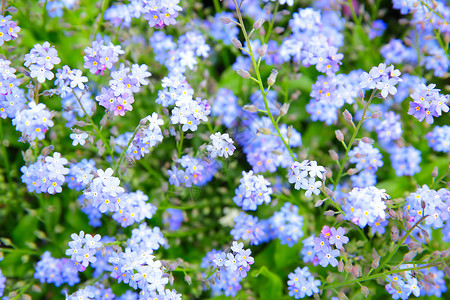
[[113, 124, 140, 174], [177, 128, 184, 158], [324, 260, 447, 289], [213, 0, 221, 13], [333, 89, 377, 190], [264, 2, 279, 44], [377, 215, 428, 272], [232, 0, 296, 161], [94, 0, 111, 37], [0, 119, 16, 199], [72, 91, 115, 164], [431, 165, 450, 189]]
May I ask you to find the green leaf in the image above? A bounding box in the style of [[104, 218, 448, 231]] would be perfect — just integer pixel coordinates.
[[12, 215, 38, 247], [251, 266, 283, 299]]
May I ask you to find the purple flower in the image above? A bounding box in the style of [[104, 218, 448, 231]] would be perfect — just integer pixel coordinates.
[[317, 246, 340, 267], [313, 234, 330, 252], [321, 226, 332, 239], [328, 227, 349, 249]]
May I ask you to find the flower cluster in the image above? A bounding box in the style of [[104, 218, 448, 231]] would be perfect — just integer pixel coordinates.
[[66, 283, 115, 300], [312, 226, 348, 267], [24, 42, 61, 83], [426, 125, 450, 153], [61, 90, 95, 127], [104, 0, 182, 29], [54, 65, 89, 98], [380, 39, 417, 65], [407, 83, 449, 124], [96, 63, 151, 116], [168, 155, 221, 187], [211, 88, 241, 128], [39, 0, 78, 18], [12, 101, 54, 141], [21, 152, 69, 194], [287, 266, 321, 299], [233, 170, 273, 211], [150, 31, 210, 75], [230, 212, 270, 245], [34, 251, 79, 287], [0, 59, 27, 120], [143, 0, 183, 28], [385, 265, 421, 299], [163, 208, 184, 231], [237, 113, 302, 173], [207, 12, 239, 46], [207, 132, 235, 158], [342, 186, 390, 228], [202, 241, 255, 297], [81, 168, 155, 227], [392, 0, 450, 77], [66, 158, 96, 191], [282, 8, 344, 75], [374, 112, 403, 144], [359, 63, 402, 98], [384, 264, 447, 299], [106, 224, 179, 298], [306, 72, 360, 125], [65, 231, 103, 269], [83, 39, 124, 75], [111, 191, 157, 228], [389, 145, 421, 177], [114, 113, 164, 160], [269, 203, 304, 247], [83, 168, 125, 213], [348, 141, 383, 187], [403, 185, 449, 229], [288, 160, 325, 197], [0, 15, 20, 46]]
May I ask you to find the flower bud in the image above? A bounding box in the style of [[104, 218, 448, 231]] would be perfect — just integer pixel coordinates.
[[267, 69, 278, 86], [329, 150, 339, 161], [237, 69, 251, 78], [343, 109, 353, 121], [391, 226, 399, 242], [391, 281, 402, 291], [257, 128, 272, 135], [444, 266, 450, 279], [219, 17, 232, 24], [335, 130, 344, 142], [279, 103, 290, 116], [287, 125, 293, 138], [324, 186, 334, 197], [404, 250, 417, 262], [253, 18, 265, 30], [372, 257, 380, 269], [361, 137, 374, 144], [243, 105, 258, 112], [324, 210, 335, 216], [231, 38, 242, 49], [389, 209, 396, 219], [258, 44, 268, 57], [396, 210, 403, 221], [421, 200, 426, 210], [315, 200, 324, 207], [372, 111, 383, 119], [338, 261, 344, 272], [338, 292, 349, 300], [432, 166, 438, 178], [347, 168, 359, 175], [361, 286, 369, 298]]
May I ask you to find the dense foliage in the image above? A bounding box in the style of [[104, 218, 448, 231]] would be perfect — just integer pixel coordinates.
[[0, 0, 449, 299]]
